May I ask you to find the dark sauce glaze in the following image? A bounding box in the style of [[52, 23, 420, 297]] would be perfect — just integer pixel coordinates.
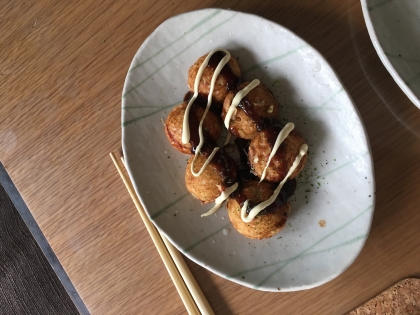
[[187, 101, 220, 152], [184, 91, 200, 104], [232, 178, 296, 215], [237, 96, 275, 131], [259, 179, 296, 215], [232, 134, 296, 216], [184, 50, 245, 153], [200, 143, 237, 187], [205, 51, 241, 115], [184, 91, 223, 116], [234, 138, 251, 168], [234, 138, 259, 182], [263, 124, 289, 179], [188, 104, 201, 152], [264, 123, 286, 142], [207, 51, 241, 90]]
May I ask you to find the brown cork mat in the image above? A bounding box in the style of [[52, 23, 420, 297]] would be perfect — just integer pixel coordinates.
[[347, 278, 420, 315]]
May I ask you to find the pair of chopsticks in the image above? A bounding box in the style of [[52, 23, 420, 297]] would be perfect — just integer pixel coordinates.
[[110, 152, 214, 315]]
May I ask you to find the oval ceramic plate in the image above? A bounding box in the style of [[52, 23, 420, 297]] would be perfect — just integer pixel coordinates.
[[122, 9, 375, 292], [361, 0, 420, 109]]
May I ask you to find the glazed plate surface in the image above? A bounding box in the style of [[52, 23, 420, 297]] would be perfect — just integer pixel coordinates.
[[122, 9, 375, 291], [361, 0, 420, 108]]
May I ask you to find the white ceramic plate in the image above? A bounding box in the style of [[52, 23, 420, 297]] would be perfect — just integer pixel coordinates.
[[361, 0, 420, 109], [122, 9, 375, 292]]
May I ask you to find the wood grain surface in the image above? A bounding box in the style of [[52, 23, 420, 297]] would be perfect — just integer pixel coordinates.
[[1, 0, 420, 314]]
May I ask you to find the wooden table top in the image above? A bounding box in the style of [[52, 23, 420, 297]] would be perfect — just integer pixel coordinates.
[[2, 1, 420, 314]]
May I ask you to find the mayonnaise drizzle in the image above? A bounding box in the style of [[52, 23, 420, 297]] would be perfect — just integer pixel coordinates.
[[203, 76, 259, 215], [260, 122, 295, 182], [223, 79, 260, 129], [240, 143, 308, 222], [189, 126, 233, 178], [202, 77, 260, 215], [182, 49, 230, 144], [181, 49, 239, 215], [181, 49, 231, 177], [201, 182, 239, 217], [182, 50, 308, 220]]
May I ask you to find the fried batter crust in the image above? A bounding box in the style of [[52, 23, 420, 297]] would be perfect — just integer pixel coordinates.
[[248, 128, 307, 183], [222, 82, 280, 140], [185, 152, 237, 203], [187, 54, 241, 103], [227, 181, 290, 239], [164, 102, 222, 154]]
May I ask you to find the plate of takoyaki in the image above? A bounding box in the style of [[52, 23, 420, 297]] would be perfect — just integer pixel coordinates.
[[122, 9, 375, 291]]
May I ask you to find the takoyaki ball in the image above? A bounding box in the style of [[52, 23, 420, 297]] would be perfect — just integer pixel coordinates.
[[165, 102, 222, 154], [185, 149, 237, 204], [222, 82, 280, 140], [227, 181, 290, 240], [249, 126, 307, 183], [188, 52, 241, 103]]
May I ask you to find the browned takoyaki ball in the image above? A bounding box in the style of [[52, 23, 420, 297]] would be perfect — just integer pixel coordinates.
[[248, 127, 307, 183], [222, 82, 280, 140], [188, 52, 241, 103], [227, 181, 290, 240], [185, 149, 237, 203], [165, 102, 222, 154]]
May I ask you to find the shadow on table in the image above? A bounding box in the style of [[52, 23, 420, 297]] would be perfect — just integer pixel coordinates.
[[184, 257, 235, 315]]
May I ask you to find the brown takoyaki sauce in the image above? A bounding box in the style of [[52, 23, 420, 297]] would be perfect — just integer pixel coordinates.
[[232, 178, 296, 215], [187, 104, 201, 152], [238, 96, 275, 132], [184, 91, 224, 115], [200, 144, 237, 187], [187, 100, 222, 152], [234, 138, 251, 168], [207, 51, 241, 91], [264, 124, 287, 161]]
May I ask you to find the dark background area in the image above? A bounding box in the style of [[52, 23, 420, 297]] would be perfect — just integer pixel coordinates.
[[0, 181, 79, 315]]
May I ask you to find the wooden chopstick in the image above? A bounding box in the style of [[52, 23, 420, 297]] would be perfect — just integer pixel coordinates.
[[110, 152, 215, 315], [159, 232, 215, 315], [110, 152, 199, 314]]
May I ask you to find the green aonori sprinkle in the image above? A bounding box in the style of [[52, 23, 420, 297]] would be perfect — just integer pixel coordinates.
[[272, 78, 281, 87]]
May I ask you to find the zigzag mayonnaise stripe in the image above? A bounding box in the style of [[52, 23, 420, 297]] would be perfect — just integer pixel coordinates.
[[223, 79, 260, 129], [259, 122, 295, 182], [241, 143, 308, 222], [181, 49, 230, 177]]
